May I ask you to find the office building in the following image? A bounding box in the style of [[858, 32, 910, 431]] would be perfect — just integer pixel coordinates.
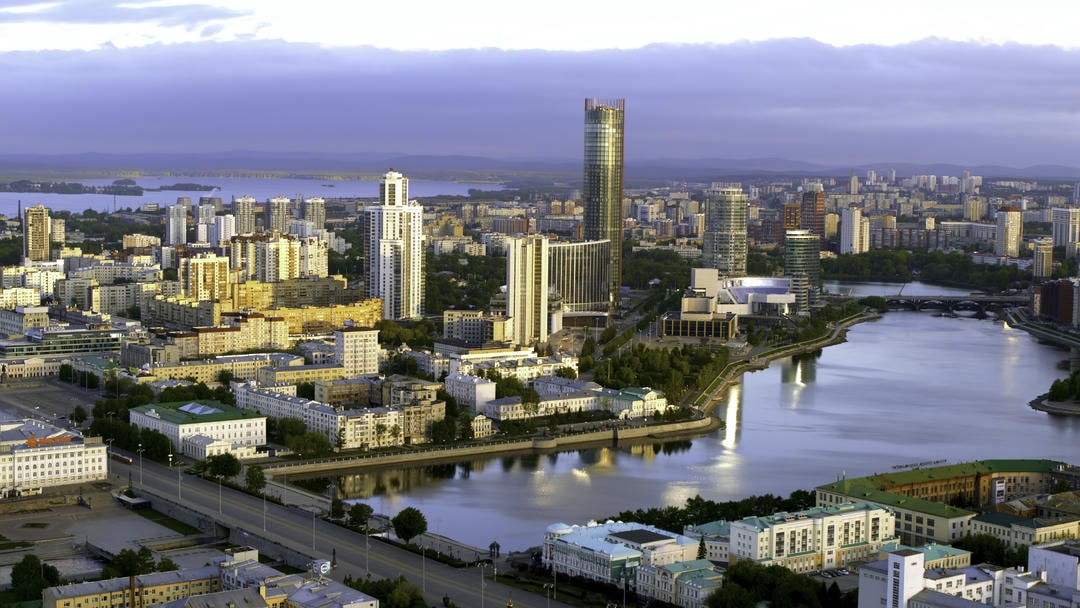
[[1034, 237, 1054, 279], [549, 239, 611, 316], [366, 170, 424, 319], [23, 204, 51, 262], [800, 185, 825, 239], [0, 419, 108, 498], [266, 196, 291, 234], [583, 98, 625, 309], [995, 206, 1023, 257], [1051, 207, 1080, 258], [302, 196, 326, 228], [233, 195, 257, 235], [129, 401, 266, 461], [166, 203, 187, 245], [784, 230, 821, 311], [703, 183, 749, 276], [506, 235, 551, 347]]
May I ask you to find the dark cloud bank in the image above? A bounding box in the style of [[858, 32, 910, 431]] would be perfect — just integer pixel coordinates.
[[3, 39, 1080, 174]]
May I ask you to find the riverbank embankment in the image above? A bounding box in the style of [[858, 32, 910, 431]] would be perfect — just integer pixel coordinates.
[[690, 311, 880, 416]]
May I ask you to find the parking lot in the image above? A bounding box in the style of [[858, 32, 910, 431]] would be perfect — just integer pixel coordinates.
[[0, 379, 99, 426]]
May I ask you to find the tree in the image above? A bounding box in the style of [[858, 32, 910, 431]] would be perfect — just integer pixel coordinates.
[[245, 464, 266, 493], [11, 553, 61, 600], [697, 536, 707, 559], [330, 497, 346, 520], [207, 453, 242, 480], [156, 557, 179, 572], [349, 502, 374, 530], [70, 405, 88, 425], [215, 369, 234, 385], [101, 547, 156, 578], [391, 506, 428, 544], [554, 366, 577, 379]]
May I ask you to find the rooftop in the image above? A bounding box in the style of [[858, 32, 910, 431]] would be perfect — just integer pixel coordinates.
[[131, 401, 264, 425], [817, 483, 975, 519]]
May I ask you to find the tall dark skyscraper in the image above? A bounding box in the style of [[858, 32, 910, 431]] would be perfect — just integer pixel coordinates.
[[800, 185, 825, 240], [583, 98, 625, 310]]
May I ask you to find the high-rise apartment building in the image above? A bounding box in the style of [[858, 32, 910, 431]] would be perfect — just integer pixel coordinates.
[[703, 183, 749, 276], [995, 207, 1023, 258], [267, 196, 291, 234], [1051, 207, 1080, 258], [233, 196, 256, 235], [785, 229, 821, 312], [849, 172, 859, 195], [197, 203, 216, 225], [302, 197, 326, 229], [211, 214, 236, 247], [782, 203, 801, 230], [166, 203, 187, 246], [839, 207, 867, 254], [178, 253, 231, 301], [1034, 238, 1054, 279], [549, 240, 611, 315], [800, 185, 825, 240], [583, 98, 625, 310], [366, 170, 424, 320], [506, 235, 550, 347], [23, 204, 51, 262]]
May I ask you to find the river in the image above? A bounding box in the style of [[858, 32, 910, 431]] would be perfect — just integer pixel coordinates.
[[0, 176, 503, 216], [312, 282, 1080, 552]]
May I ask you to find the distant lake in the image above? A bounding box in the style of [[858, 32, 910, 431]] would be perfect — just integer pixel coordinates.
[[0, 176, 505, 216]]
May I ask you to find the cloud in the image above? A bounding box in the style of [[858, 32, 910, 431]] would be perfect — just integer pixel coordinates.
[[1, 39, 1079, 167], [0, 0, 248, 26]]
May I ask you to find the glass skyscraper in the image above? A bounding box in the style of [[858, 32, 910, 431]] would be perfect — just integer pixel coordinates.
[[703, 183, 749, 276], [583, 98, 625, 310]]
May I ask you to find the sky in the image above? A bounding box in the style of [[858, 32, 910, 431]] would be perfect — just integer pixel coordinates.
[[2, 0, 1079, 167]]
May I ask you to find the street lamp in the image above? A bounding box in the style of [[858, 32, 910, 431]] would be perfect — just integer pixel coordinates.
[[312, 509, 317, 553], [136, 444, 144, 486], [477, 562, 486, 608], [543, 583, 553, 608], [262, 490, 267, 532], [420, 544, 426, 594], [218, 475, 223, 514]]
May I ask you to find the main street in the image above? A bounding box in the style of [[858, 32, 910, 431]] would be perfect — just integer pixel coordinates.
[[121, 456, 570, 608]]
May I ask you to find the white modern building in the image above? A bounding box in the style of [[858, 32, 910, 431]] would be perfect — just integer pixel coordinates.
[[840, 206, 869, 254], [166, 203, 187, 246], [995, 206, 1023, 258], [506, 235, 559, 347], [1052, 207, 1080, 258], [0, 418, 108, 497], [366, 170, 424, 319]]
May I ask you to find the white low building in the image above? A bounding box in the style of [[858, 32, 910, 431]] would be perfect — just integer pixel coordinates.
[[544, 521, 699, 588], [129, 401, 266, 461], [0, 418, 108, 497]]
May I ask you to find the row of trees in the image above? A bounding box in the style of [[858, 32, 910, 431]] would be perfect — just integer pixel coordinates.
[[706, 559, 856, 608], [607, 491, 814, 533], [591, 343, 730, 404], [820, 249, 1030, 293], [1047, 368, 1080, 402]]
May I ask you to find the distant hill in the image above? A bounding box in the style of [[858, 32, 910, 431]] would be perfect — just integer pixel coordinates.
[[1, 152, 1079, 182]]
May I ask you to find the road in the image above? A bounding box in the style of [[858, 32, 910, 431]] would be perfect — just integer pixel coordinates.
[[123, 456, 569, 608]]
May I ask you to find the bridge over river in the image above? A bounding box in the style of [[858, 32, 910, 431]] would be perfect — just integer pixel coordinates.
[[884, 293, 1029, 312]]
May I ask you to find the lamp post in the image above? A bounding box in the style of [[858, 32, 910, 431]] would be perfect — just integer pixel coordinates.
[[420, 544, 426, 594], [262, 490, 267, 532], [365, 526, 370, 577], [478, 562, 486, 608], [312, 509, 317, 553], [136, 444, 144, 486], [217, 475, 222, 514], [543, 583, 552, 608]]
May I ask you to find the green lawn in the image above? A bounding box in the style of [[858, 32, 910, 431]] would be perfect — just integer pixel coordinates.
[[133, 510, 201, 536]]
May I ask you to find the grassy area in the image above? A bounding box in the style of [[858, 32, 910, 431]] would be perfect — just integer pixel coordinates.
[[0, 540, 32, 550], [21, 522, 49, 529], [133, 509, 200, 536]]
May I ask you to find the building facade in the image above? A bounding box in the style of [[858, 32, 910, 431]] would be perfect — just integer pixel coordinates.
[[366, 170, 424, 319], [0, 419, 108, 498], [23, 204, 51, 262]]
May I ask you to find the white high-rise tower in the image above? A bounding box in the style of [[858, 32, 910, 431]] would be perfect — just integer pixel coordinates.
[[366, 170, 424, 320]]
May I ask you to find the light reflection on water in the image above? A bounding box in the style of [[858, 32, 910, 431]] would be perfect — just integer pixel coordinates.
[[306, 283, 1080, 550]]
